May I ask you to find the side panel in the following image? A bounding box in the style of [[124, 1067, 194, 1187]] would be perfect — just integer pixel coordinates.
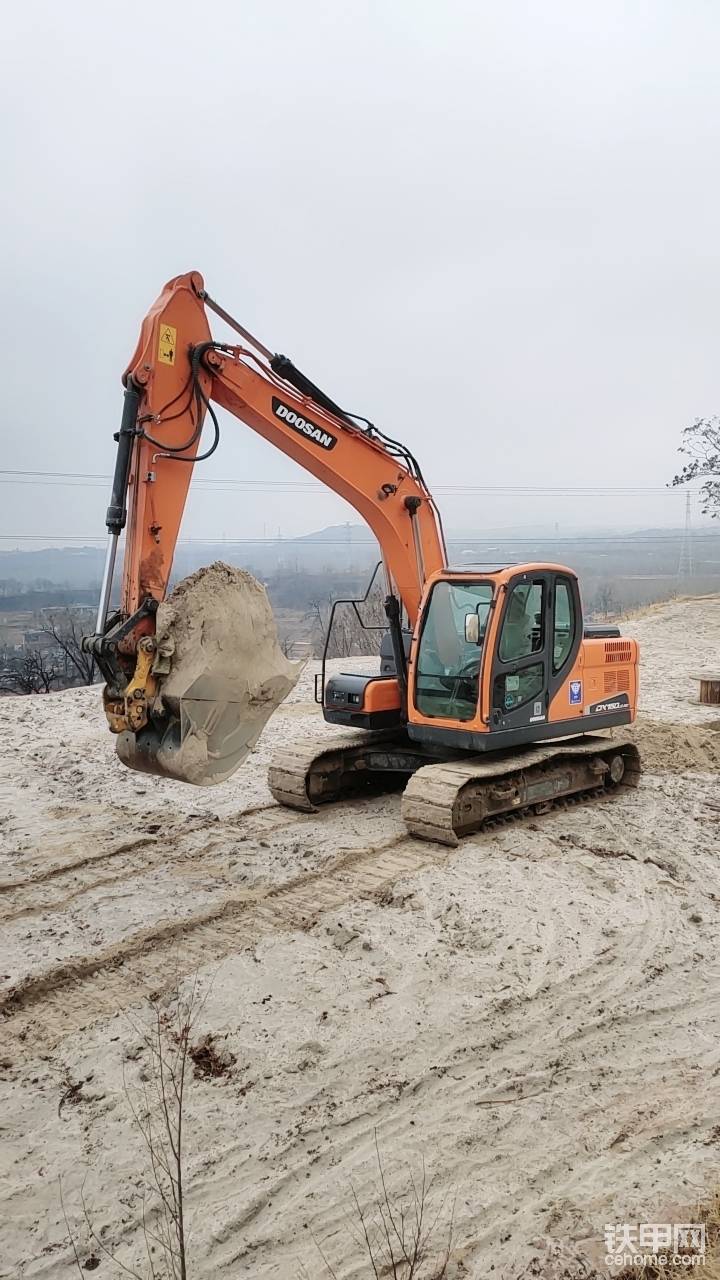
[[559, 636, 639, 720], [363, 676, 402, 712], [547, 650, 585, 722], [323, 674, 403, 729]]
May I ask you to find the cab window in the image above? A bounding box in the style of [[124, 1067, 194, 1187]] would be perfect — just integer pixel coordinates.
[[415, 580, 493, 720], [553, 580, 575, 673], [498, 581, 545, 663]]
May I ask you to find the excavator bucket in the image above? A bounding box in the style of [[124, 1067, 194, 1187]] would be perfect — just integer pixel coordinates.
[[116, 563, 303, 785]]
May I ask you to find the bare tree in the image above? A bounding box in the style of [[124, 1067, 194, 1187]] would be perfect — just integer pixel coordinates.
[[61, 980, 216, 1279], [39, 608, 97, 685], [592, 582, 618, 619], [671, 416, 720, 516], [312, 1132, 455, 1280], [306, 587, 388, 658], [0, 650, 59, 694]]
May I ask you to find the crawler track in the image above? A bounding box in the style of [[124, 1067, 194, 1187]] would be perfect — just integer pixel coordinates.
[[268, 728, 411, 810], [403, 737, 642, 845], [270, 731, 642, 845]]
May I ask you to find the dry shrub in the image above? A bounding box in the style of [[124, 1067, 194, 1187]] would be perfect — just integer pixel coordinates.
[[61, 976, 212, 1279], [311, 1131, 456, 1280]]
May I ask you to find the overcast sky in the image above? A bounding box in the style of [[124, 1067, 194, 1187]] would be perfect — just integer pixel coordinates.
[[2, 0, 718, 548]]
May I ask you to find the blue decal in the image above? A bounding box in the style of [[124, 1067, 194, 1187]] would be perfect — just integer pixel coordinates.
[[569, 680, 582, 705]]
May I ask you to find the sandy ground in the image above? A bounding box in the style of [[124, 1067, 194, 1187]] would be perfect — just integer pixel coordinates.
[[1, 596, 719, 1278]]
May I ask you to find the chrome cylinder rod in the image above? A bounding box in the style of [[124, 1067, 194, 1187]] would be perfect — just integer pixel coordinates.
[[94, 381, 142, 635], [95, 533, 119, 634]]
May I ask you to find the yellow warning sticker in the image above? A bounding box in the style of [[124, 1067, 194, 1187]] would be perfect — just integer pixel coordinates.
[[158, 323, 177, 365]]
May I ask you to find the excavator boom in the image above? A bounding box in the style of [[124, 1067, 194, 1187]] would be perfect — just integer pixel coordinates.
[[86, 272, 640, 840], [110, 270, 445, 626], [86, 272, 446, 786]]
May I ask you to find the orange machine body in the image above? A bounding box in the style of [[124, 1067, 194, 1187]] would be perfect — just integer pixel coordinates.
[[93, 271, 638, 758]]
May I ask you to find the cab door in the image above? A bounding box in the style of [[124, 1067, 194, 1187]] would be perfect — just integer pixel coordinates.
[[488, 571, 552, 733]]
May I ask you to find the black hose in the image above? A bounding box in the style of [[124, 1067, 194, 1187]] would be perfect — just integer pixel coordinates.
[[140, 342, 221, 463]]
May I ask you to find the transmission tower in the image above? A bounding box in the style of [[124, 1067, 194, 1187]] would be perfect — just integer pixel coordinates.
[[677, 491, 694, 585]]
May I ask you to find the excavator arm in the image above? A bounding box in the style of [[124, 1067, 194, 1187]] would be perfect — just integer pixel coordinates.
[[85, 271, 446, 767], [107, 271, 445, 624]]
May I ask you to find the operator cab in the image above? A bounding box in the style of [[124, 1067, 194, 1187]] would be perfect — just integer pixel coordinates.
[[410, 565, 582, 742], [320, 564, 588, 742]]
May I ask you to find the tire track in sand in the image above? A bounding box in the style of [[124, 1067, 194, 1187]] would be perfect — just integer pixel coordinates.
[[0, 805, 304, 920], [0, 787, 649, 1061], [0, 829, 449, 1061]]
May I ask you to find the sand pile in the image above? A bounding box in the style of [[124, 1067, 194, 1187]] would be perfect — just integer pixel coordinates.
[[117, 562, 302, 785], [614, 716, 720, 773]]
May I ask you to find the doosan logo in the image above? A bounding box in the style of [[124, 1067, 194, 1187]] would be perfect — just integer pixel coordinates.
[[272, 398, 337, 451]]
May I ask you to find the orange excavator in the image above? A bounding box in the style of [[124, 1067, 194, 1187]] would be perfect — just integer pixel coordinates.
[[84, 271, 640, 844]]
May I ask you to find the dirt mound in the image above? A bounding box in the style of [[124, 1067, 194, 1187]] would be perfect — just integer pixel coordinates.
[[614, 717, 720, 773], [117, 562, 303, 785]]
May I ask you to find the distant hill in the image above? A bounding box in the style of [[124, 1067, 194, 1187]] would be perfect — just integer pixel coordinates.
[[0, 546, 105, 589], [2, 524, 719, 612]]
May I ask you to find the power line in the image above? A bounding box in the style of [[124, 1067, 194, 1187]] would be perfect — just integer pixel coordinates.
[[0, 468, 693, 497], [1, 532, 719, 547]]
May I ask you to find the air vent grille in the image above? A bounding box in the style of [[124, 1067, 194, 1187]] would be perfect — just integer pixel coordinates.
[[604, 640, 633, 664], [604, 668, 631, 694]]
